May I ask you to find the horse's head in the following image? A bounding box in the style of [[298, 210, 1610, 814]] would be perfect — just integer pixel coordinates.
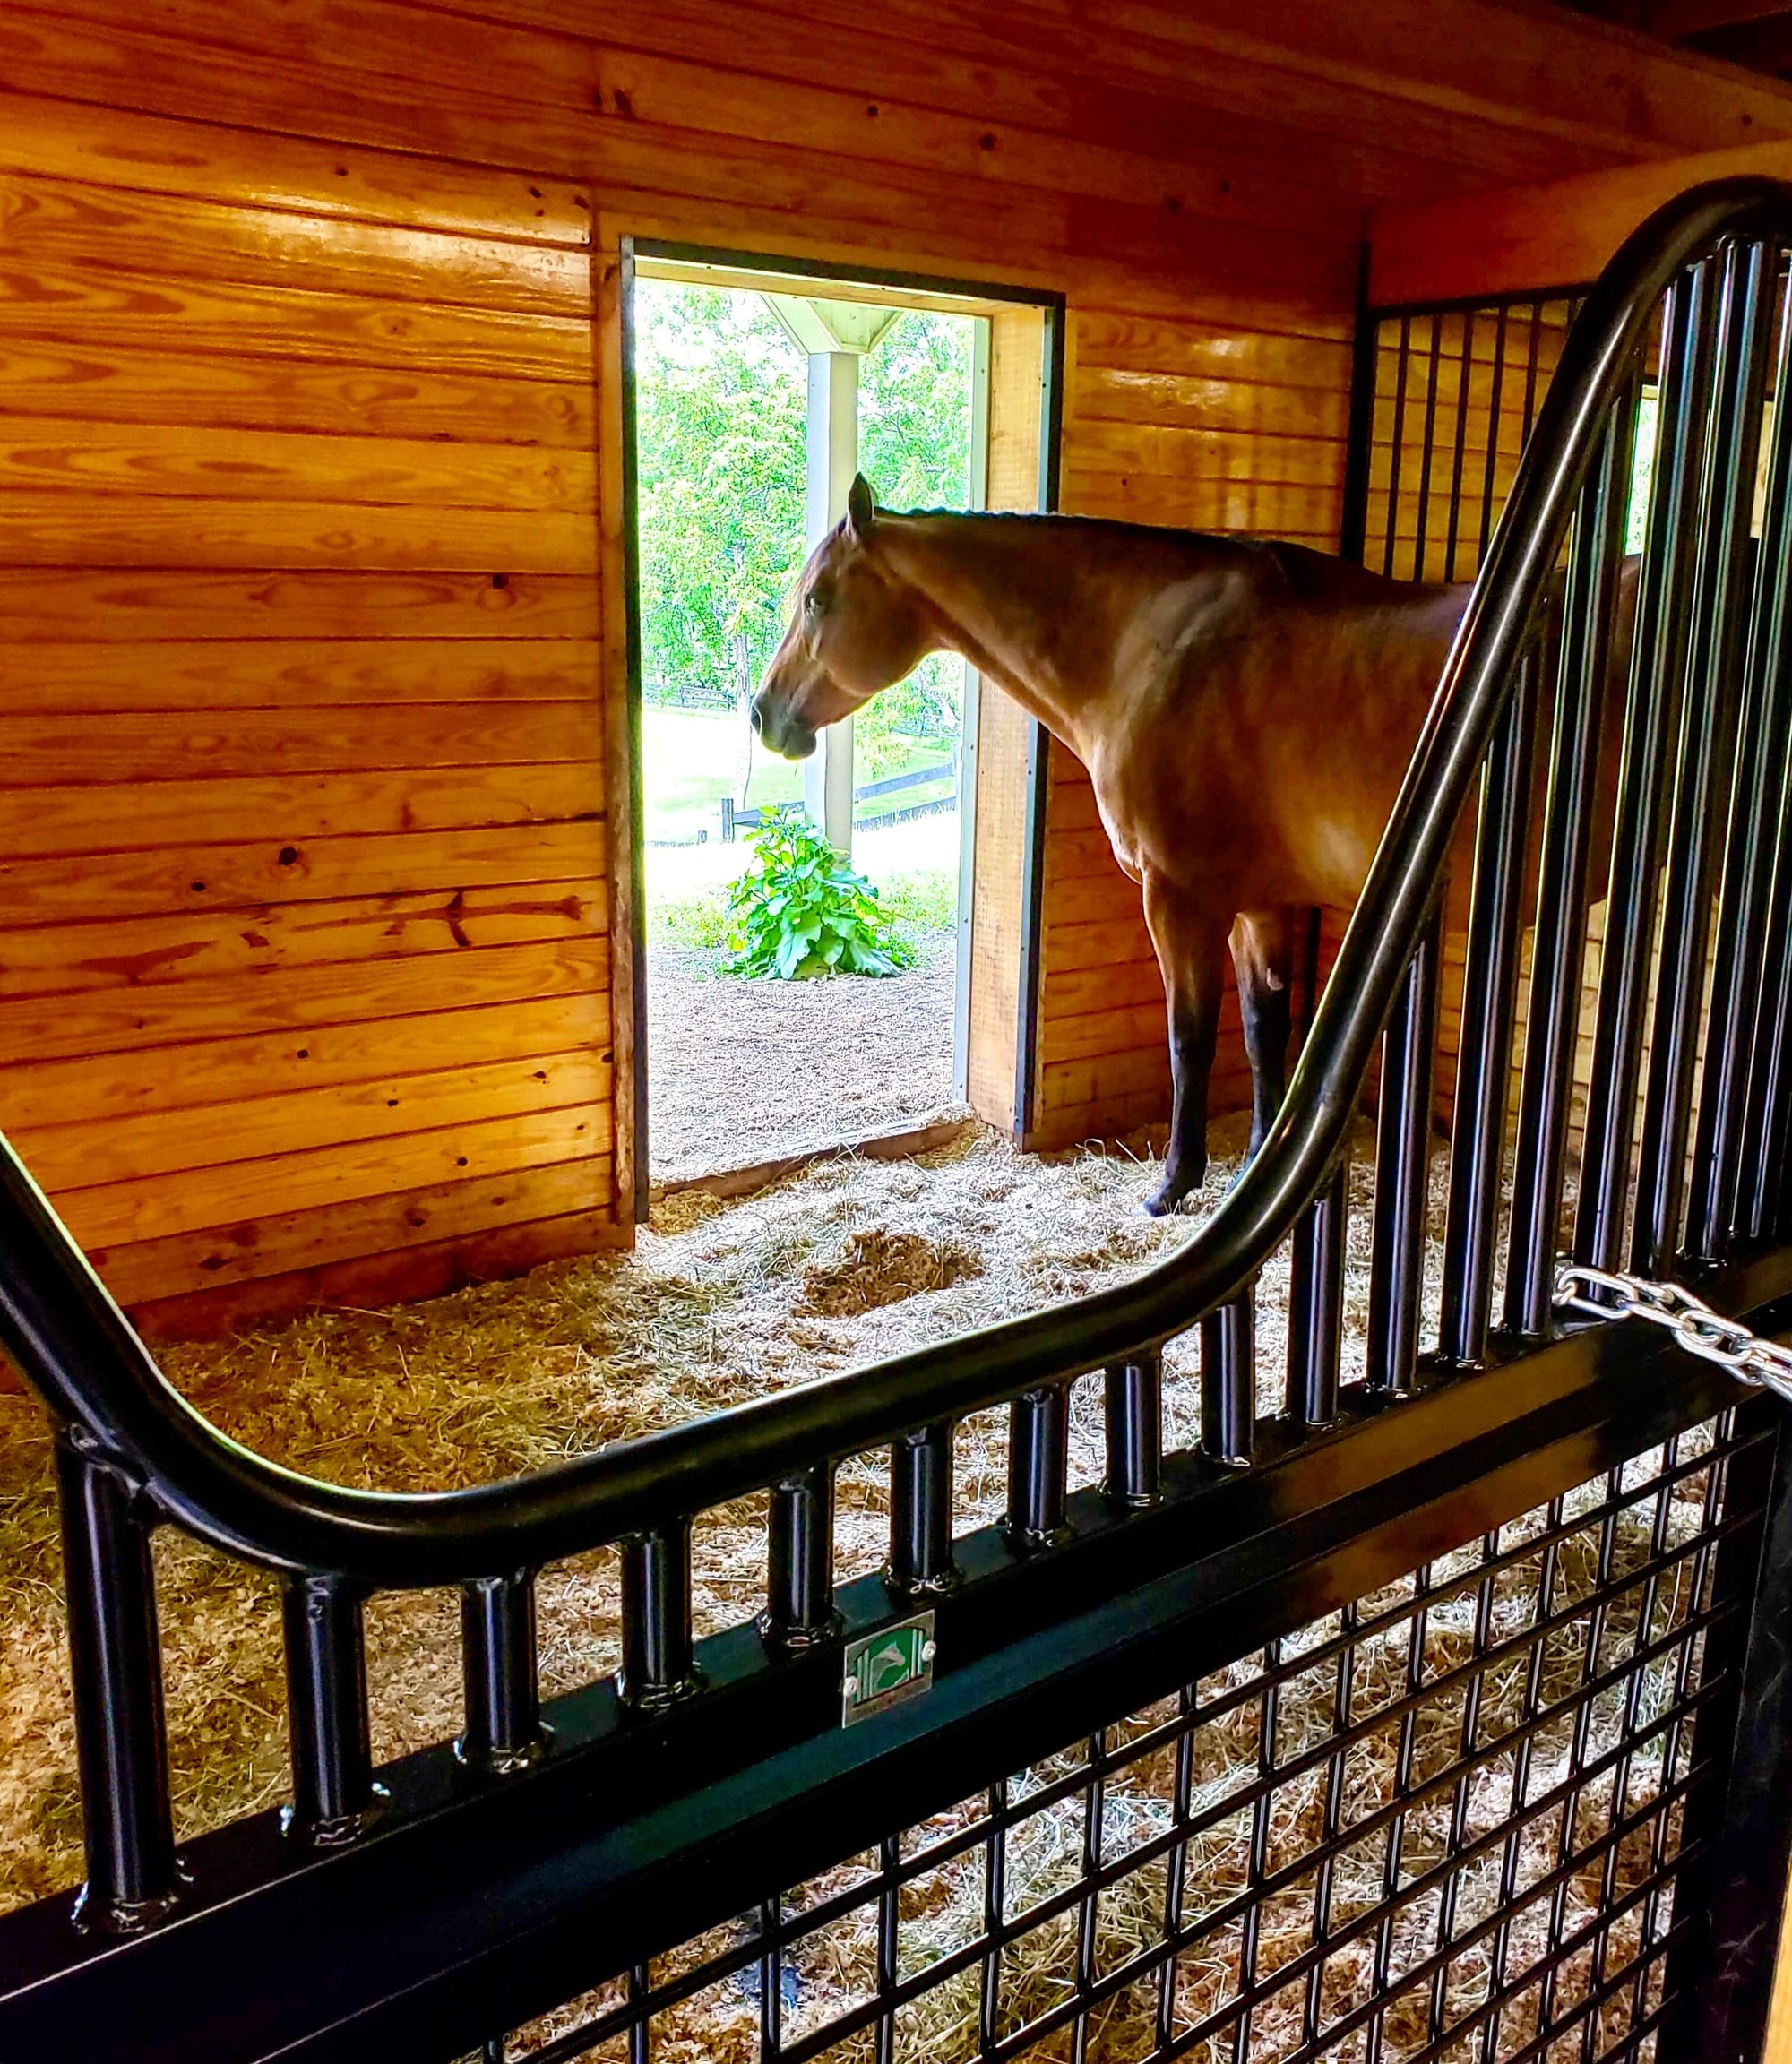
[[753, 475, 934, 758]]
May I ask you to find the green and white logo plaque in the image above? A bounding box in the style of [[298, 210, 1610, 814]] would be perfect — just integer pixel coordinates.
[[840, 1611, 936, 1726]]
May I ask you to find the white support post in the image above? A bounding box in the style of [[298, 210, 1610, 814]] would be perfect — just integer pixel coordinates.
[[804, 349, 859, 858]]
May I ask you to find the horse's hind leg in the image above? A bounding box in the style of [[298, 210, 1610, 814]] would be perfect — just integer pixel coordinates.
[[1142, 876, 1228, 1217], [1230, 908, 1293, 1157]]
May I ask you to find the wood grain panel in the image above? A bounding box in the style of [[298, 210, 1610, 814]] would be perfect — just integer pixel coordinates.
[[62, 1102, 611, 1249], [0, 417, 592, 512], [126, 1199, 625, 1340], [0, 822, 607, 925], [0, 880, 603, 999], [0, 264, 590, 386], [0, 340, 593, 446], [99, 1157, 619, 1314], [418, 0, 1792, 172], [3, 705, 596, 786], [0, 762, 599, 857], [0, 938, 609, 1065], [0, 993, 607, 1131], [0, 85, 594, 245], [1369, 135, 1792, 308], [13, 1049, 610, 1192], [0, 571, 598, 642], [0, 170, 590, 316], [2, 640, 599, 713], [0, 493, 594, 574]]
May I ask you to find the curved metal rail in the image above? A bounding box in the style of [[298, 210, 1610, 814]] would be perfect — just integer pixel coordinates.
[[0, 176, 1782, 1582], [3, 176, 1792, 1947]]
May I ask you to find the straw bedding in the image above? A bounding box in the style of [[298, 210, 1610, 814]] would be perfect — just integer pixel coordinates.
[[0, 1114, 1700, 2062]]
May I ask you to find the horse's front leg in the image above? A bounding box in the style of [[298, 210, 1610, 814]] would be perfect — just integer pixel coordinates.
[[1141, 876, 1229, 1217], [1230, 908, 1293, 1157]]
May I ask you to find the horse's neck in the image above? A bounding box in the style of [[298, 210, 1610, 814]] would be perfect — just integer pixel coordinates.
[[873, 517, 1132, 752]]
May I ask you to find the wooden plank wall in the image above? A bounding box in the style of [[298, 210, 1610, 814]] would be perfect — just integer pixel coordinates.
[[1031, 300, 1354, 1147], [0, 0, 1785, 1327], [0, 80, 618, 1337]]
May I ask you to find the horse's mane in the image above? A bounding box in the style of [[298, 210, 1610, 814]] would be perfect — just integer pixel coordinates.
[[881, 504, 1309, 559], [880, 507, 1361, 586]]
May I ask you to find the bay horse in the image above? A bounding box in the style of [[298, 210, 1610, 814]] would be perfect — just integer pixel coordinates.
[[754, 476, 1632, 1216]]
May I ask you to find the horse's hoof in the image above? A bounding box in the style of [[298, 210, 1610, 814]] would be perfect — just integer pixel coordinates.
[[1142, 1176, 1199, 1217]]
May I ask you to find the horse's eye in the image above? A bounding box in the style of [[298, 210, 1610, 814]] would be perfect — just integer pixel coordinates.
[[806, 589, 830, 620]]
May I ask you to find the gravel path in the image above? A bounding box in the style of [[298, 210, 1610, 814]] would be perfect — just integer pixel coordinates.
[[645, 937, 964, 1183]]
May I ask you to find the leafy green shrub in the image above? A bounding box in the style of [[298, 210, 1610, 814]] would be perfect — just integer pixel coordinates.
[[725, 812, 916, 979]]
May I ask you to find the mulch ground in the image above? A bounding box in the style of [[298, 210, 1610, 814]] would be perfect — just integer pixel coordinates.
[[646, 938, 962, 1183]]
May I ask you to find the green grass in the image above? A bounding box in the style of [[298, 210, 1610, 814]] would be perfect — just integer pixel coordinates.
[[642, 705, 951, 846], [874, 871, 959, 935]]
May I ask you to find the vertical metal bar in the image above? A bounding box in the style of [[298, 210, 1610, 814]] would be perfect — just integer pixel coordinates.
[[1749, 696, 1792, 1242], [886, 1422, 958, 1595], [1288, 1164, 1347, 1423], [1233, 1656, 1278, 2064], [979, 1781, 1006, 2055], [1338, 249, 1379, 569], [1634, 242, 1771, 1274], [1200, 1290, 1255, 1465], [281, 1572, 375, 1845], [1382, 315, 1412, 580], [55, 1433, 178, 1931], [1481, 1504, 1565, 2064], [1303, 1598, 1358, 2047], [1666, 1405, 1788, 2063], [1439, 670, 1538, 1363], [1693, 249, 1792, 1256], [1478, 302, 1512, 568], [1576, 262, 1722, 1269], [1737, 269, 1792, 1244], [458, 1570, 545, 1773], [1071, 1731, 1105, 2064], [758, 1893, 782, 2061], [1520, 297, 1546, 441], [619, 1519, 701, 1707], [1536, 1483, 1621, 2043], [1444, 309, 1476, 582], [1429, 1535, 1500, 2038], [874, 1831, 899, 2064], [1503, 391, 1640, 1337], [1411, 314, 1445, 580], [1103, 1352, 1162, 1508], [1367, 907, 1441, 1392], [1006, 1382, 1072, 1550], [760, 1462, 840, 1650], [1158, 1683, 1196, 2051], [1633, 1427, 1729, 2046], [1367, 1571, 1433, 2064], [627, 1962, 650, 2064]]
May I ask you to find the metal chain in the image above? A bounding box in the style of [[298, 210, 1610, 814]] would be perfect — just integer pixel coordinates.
[[1554, 1260, 1792, 1406]]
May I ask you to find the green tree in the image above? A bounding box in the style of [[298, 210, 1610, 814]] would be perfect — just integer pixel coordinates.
[[857, 313, 974, 755], [634, 283, 806, 701], [633, 288, 976, 765]]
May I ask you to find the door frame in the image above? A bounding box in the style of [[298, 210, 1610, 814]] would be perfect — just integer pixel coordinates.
[[616, 238, 1064, 1221]]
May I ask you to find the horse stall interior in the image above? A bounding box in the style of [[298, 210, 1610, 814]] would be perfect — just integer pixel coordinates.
[[6, 7, 1792, 2064]]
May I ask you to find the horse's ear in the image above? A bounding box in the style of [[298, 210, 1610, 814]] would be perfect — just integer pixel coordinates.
[[845, 473, 876, 539]]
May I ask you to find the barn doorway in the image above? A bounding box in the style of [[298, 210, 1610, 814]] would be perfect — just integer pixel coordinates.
[[622, 249, 1059, 1197]]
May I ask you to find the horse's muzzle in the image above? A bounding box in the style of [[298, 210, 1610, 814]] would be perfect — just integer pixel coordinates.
[[753, 694, 817, 760]]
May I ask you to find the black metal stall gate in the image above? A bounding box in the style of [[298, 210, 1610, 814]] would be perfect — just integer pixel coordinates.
[[3, 178, 1792, 2064]]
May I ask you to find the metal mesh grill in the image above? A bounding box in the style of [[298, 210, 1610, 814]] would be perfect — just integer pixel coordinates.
[[483, 1410, 1760, 2064], [1352, 294, 1587, 585]]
